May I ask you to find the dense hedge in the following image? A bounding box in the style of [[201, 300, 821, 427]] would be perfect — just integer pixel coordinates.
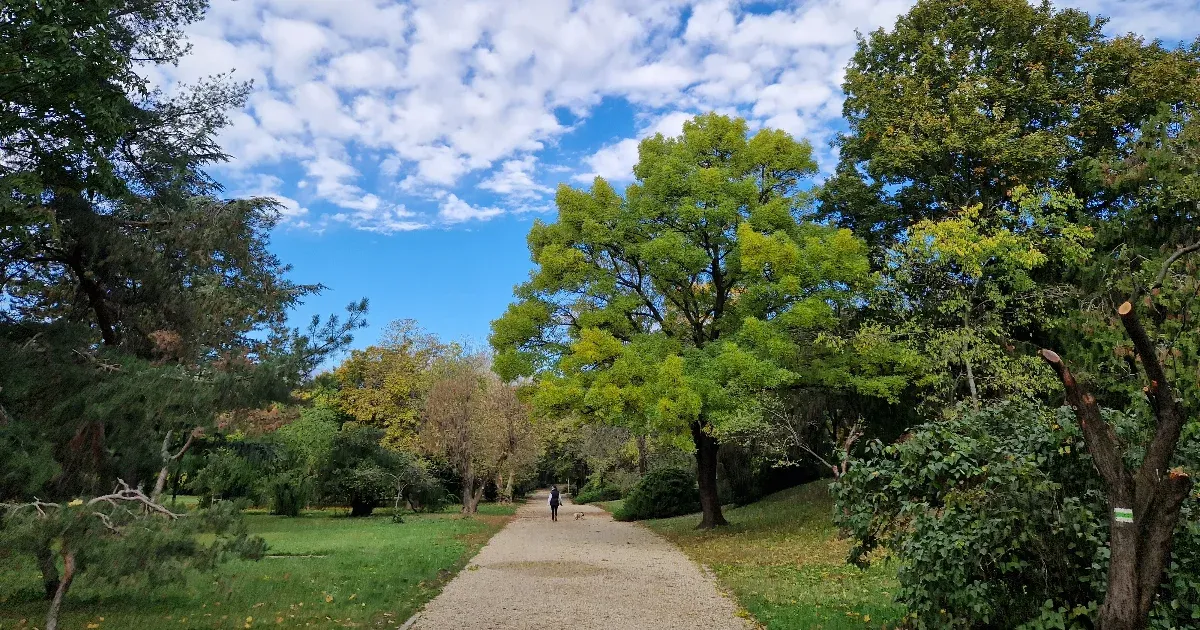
[[614, 468, 700, 521]]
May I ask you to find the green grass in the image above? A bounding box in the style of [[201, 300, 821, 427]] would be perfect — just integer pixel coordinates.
[[642, 482, 905, 630], [594, 499, 623, 514], [0, 503, 517, 630]]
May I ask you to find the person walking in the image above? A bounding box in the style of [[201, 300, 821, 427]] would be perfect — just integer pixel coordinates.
[[548, 485, 561, 521]]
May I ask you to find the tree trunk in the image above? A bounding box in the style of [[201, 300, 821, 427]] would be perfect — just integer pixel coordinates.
[[35, 542, 59, 600], [151, 428, 200, 503], [502, 471, 514, 503], [468, 485, 484, 513], [1041, 298, 1194, 630], [45, 549, 75, 630], [691, 422, 727, 529], [636, 434, 649, 476], [460, 468, 474, 513], [963, 355, 980, 413]]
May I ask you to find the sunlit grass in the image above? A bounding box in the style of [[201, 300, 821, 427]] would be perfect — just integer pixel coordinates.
[[642, 481, 906, 630], [0, 503, 516, 629]]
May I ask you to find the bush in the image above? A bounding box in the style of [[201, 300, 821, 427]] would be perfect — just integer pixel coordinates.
[[832, 400, 1200, 629], [319, 423, 449, 517], [613, 467, 700, 521], [192, 447, 265, 503], [573, 478, 622, 504], [268, 472, 310, 517]]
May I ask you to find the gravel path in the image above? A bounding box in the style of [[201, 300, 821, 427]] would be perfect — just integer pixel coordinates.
[[410, 491, 753, 630]]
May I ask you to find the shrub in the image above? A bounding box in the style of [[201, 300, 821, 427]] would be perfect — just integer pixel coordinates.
[[319, 423, 448, 517], [833, 400, 1200, 629], [192, 447, 265, 503], [573, 478, 622, 504], [268, 472, 310, 517], [613, 467, 700, 521]]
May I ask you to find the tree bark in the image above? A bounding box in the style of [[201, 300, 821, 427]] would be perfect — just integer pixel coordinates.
[[963, 355, 981, 412], [691, 422, 727, 529], [1040, 299, 1193, 630], [502, 471, 514, 503], [151, 428, 201, 503], [468, 485, 484, 513], [45, 549, 75, 630], [636, 434, 649, 476], [35, 542, 59, 600]]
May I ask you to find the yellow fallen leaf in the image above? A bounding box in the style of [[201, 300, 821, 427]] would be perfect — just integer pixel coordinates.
[[349, 594, 356, 600], [864, 615, 871, 622], [324, 594, 334, 603]]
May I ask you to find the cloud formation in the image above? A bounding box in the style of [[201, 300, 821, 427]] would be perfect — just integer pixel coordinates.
[[160, 0, 1198, 233]]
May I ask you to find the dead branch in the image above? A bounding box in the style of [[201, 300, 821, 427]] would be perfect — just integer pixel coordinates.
[[85, 480, 183, 519]]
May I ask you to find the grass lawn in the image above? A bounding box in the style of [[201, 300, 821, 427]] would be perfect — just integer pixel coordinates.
[[639, 482, 906, 630], [0, 503, 516, 630]]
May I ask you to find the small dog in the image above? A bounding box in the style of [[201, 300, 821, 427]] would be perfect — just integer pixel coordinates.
[[573, 512, 584, 520]]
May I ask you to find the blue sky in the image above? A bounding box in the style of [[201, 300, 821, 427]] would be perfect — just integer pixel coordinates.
[[153, 0, 1199, 355]]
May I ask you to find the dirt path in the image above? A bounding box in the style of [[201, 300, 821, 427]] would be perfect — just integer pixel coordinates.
[[410, 491, 753, 630]]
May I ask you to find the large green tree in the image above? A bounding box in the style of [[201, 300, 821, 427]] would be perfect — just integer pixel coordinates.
[[492, 113, 909, 527], [0, 3, 366, 626], [822, 0, 1200, 249], [825, 1, 1200, 626]]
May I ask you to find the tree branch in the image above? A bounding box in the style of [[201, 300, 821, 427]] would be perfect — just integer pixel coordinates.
[[1039, 349, 1131, 493], [1118, 302, 1186, 480], [1148, 240, 1200, 294]]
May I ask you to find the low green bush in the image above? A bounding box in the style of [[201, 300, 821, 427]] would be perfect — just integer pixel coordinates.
[[613, 467, 700, 521], [268, 472, 310, 517], [573, 479, 622, 504]]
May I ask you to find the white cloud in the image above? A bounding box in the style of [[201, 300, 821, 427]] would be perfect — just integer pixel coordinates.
[[162, 0, 1192, 233], [574, 111, 695, 182], [261, 18, 339, 87], [479, 155, 552, 199], [439, 194, 504, 224], [575, 138, 640, 183]]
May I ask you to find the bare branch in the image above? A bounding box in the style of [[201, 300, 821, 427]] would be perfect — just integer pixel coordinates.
[[1118, 303, 1187, 480], [1039, 349, 1130, 493]]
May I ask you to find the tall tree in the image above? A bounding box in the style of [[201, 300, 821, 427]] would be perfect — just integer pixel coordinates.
[[1039, 107, 1200, 630], [0, 3, 367, 624], [332, 320, 447, 449], [492, 113, 899, 527], [822, 0, 1200, 249], [421, 353, 535, 513]]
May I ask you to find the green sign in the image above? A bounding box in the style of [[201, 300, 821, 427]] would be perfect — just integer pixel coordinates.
[[1114, 507, 1134, 524]]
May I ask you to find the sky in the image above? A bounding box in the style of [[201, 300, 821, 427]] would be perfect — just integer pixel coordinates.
[[152, 0, 1200, 355]]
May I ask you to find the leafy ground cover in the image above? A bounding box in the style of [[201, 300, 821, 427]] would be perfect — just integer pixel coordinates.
[[640, 481, 905, 630], [0, 503, 517, 630]]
